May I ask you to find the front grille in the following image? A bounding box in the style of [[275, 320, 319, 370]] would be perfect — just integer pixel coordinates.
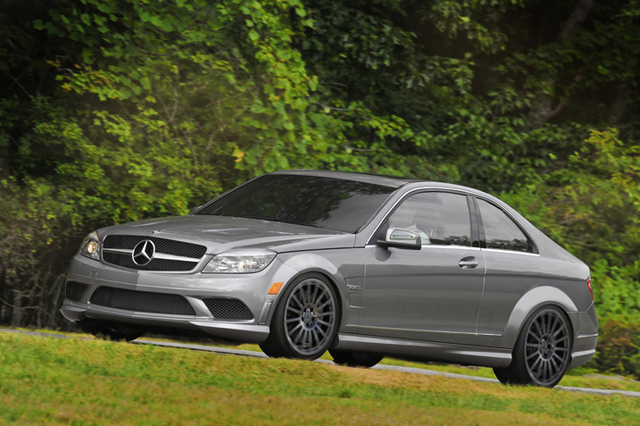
[[103, 235, 207, 258], [203, 298, 254, 320], [66, 281, 89, 302], [102, 235, 207, 271], [89, 286, 196, 315], [103, 252, 197, 272]]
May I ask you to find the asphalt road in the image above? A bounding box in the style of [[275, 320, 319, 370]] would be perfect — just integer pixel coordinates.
[[3, 327, 639, 398]]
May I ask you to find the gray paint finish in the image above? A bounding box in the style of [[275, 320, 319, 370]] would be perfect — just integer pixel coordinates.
[[359, 245, 485, 345], [61, 169, 598, 382]]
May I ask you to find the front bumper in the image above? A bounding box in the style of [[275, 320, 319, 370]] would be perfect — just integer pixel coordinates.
[[61, 253, 299, 343], [61, 301, 271, 342]]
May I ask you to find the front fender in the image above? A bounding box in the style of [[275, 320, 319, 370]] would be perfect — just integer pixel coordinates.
[[266, 251, 358, 331]]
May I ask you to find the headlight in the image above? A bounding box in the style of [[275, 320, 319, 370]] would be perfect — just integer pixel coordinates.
[[202, 250, 276, 274], [80, 231, 101, 261]]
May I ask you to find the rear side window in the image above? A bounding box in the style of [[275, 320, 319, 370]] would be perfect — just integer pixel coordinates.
[[477, 199, 534, 253], [387, 192, 472, 246]]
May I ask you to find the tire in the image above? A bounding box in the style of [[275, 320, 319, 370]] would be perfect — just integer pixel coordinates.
[[79, 321, 145, 342], [260, 273, 339, 360], [493, 305, 572, 388], [330, 349, 383, 368]]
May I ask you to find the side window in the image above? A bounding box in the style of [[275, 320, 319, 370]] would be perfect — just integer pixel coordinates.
[[387, 192, 471, 246], [477, 199, 533, 253]]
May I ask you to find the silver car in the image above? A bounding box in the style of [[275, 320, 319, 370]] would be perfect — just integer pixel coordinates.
[[61, 169, 597, 387]]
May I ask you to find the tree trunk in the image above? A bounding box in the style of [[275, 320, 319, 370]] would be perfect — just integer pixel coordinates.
[[48, 276, 63, 329], [527, 0, 595, 130], [607, 83, 630, 124], [12, 288, 22, 327], [527, 77, 556, 130], [0, 265, 6, 324], [558, 0, 596, 43]]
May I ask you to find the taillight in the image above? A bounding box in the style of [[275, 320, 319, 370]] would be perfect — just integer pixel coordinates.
[[586, 277, 593, 300]]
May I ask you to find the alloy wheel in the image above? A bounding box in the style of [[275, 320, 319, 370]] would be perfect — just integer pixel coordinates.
[[523, 308, 570, 386], [284, 278, 336, 357]]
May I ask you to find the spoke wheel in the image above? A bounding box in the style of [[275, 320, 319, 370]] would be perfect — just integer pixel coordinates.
[[522, 308, 571, 386], [494, 306, 571, 388], [260, 273, 339, 360]]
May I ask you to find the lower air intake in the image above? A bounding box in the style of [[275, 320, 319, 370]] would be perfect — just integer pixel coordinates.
[[203, 298, 254, 320], [66, 281, 89, 302], [89, 287, 196, 315]]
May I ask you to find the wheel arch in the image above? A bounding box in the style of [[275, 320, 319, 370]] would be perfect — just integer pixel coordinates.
[[267, 253, 348, 329], [503, 286, 578, 350]]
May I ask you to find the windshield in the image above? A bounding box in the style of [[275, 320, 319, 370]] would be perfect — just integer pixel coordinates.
[[196, 175, 396, 233]]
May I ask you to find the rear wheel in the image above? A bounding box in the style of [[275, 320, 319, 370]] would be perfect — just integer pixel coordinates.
[[494, 306, 572, 388], [330, 349, 383, 368], [260, 273, 339, 360]]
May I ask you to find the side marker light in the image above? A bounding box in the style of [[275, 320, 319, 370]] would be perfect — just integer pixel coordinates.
[[268, 282, 284, 295]]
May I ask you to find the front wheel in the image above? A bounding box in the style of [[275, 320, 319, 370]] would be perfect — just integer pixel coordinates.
[[260, 273, 339, 360], [494, 305, 572, 388]]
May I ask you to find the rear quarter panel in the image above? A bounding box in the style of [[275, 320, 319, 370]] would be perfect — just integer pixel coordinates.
[[475, 250, 593, 349]]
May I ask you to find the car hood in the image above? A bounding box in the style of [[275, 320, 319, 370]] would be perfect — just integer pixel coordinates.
[[98, 215, 356, 254]]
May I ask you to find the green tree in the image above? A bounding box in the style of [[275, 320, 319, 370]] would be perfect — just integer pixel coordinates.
[[1, 0, 640, 335]]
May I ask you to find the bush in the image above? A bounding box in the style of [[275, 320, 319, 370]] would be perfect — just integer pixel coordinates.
[[588, 317, 640, 379]]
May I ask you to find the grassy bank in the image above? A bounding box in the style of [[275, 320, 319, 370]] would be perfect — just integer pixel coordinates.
[[1, 332, 640, 425], [136, 336, 640, 393]]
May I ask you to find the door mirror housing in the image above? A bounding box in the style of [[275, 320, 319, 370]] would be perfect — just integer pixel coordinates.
[[377, 227, 422, 250]]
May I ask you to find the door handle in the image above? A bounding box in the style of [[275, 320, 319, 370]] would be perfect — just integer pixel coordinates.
[[459, 256, 478, 269]]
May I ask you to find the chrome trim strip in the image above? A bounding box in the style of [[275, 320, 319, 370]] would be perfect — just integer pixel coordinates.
[[258, 300, 273, 325], [572, 349, 596, 357], [480, 248, 540, 256], [576, 333, 599, 339], [102, 248, 201, 262], [421, 245, 480, 250], [358, 325, 502, 337], [359, 325, 476, 336], [153, 253, 201, 262], [366, 187, 472, 245], [102, 248, 133, 254], [448, 349, 511, 359], [364, 244, 481, 251], [190, 321, 269, 333]]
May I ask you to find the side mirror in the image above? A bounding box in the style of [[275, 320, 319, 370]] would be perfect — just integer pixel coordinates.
[[377, 227, 422, 250]]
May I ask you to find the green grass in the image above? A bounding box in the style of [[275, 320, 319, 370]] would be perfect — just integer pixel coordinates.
[[136, 336, 640, 393], [2, 332, 640, 425], [13, 327, 640, 391]]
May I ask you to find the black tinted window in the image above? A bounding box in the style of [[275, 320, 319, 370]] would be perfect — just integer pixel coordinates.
[[477, 199, 533, 252], [197, 175, 395, 233], [388, 192, 471, 246]]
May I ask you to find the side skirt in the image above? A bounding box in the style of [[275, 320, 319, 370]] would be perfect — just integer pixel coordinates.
[[334, 333, 512, 368]]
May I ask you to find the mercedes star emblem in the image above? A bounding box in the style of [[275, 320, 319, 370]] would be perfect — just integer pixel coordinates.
[[132, 240, 156, 266]]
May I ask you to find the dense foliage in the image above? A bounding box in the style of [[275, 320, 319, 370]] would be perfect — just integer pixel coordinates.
[[1, 0, 640, 374]]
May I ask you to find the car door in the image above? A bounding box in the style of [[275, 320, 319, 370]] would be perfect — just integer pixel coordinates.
[[359, 191, 485, 345], [472, 197, 541, 346]]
